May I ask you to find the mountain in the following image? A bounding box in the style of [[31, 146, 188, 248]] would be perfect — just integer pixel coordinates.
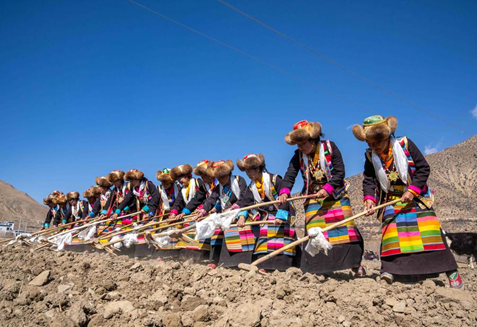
[[346, 134, 477, 236], [0, 180, 46, 231]]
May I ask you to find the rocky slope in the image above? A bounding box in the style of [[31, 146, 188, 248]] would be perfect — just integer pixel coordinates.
[[0, 181, 45, 231]]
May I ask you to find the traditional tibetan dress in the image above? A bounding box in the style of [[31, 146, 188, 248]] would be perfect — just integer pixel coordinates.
[[53, 205, 69, 226], [281, 140, 364, 274], [43, 205, 59, 228], [202, 175, 254, 267], [154, 182, 182, 252], [250, 172, 298, 271], [85, 199, 101, 219], [116, 179, 159, 220], [173, 178, 219, 259], [363, 136, 457, 276], [65, 200, 86, 223]]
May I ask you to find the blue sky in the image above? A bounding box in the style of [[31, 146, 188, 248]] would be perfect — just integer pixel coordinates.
[[1, 0, 476, 205]]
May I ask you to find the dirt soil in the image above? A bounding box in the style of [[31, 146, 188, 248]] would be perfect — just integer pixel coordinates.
[[0, 244, 476, 327]]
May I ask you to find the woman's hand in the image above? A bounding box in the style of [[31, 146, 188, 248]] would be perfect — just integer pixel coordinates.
[[274, 219, 284, 225], [195, 209, 207, 221], [364, 200, 376, 216], [237, 216, 246, 227], [315, 189, 329, 200], [175, 213, 186, 221], [278, 193, 289, 204], [401, 191, 415, 204], [111, 213, 119, 220]]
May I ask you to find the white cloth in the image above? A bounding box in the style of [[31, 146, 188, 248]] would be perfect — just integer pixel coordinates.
[[51, 232, 73, 251], [181, 178, 197, 205], [371, 137, 409, 194], [77, 223, 98, 241], [7, 233, 32, 245], [305, 227, 333, 256], [111, 235, 123, 249], [194, 209, 240, 240], [123, 233, 138, 248]]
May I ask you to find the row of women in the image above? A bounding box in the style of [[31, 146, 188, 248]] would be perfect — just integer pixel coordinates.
[[42, 116, 463, 288]]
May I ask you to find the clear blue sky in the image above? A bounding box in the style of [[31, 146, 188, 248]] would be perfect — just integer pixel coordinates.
[[1, 0, 476, 205]]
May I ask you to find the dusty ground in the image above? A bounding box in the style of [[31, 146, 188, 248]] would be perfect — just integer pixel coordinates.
[[0, 244, 476, 327]]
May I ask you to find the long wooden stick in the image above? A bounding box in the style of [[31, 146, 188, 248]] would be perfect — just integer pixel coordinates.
[[250, 199, 400, 267]]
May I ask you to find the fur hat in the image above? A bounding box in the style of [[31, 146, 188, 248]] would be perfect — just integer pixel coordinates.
[[156, 168, 174, 184], [95, 176, 112, 188], [66, 191, 80, 201], [170, 164, 193, 180], [285, 120, 322, 145], [55, 194, 67, 205], [352, 115, 398, 143], [193, 160, 214, 178], [83, 186, 101, 198], [237, 154, 266, 171], [210, 160, 234, 178], [107, 170, 125, 183], [124, 169, 144, 181], [43, 194, 57, 205]]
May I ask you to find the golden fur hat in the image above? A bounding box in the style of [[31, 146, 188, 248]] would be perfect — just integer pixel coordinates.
[[285, 120, 322, 145], [237, 154, 265, 171], [210, 160, 234, 178], [66, 191, 80, 201], [107, 170, 125, 183], [170, 164, 193, 180], [125, 169, 144, 181], [43, 194, 57, 205], [55, 194, 67, 205], [83, 186, 101, 198], [352, 115, 398, 143], [95, 176, 112, 188], [193, 160, 214, 178], [156, 168, 174, 184]]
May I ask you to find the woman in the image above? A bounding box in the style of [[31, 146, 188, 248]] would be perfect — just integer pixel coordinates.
[[278, 120, 365, 276], [352, 115, 462, 287], [96, 176, 114, 217], [53, 194, 69, 226], [196, 160, 254, 268], [111, 169, 159, 221], [65, 191, 86, 223], [104, 170, 129, 216], [156, 168, 180, 217], [238, 153, 298, 272], [170, 160, 219, 220], [43, 192, 60, 228], [83, 186, 101, 219]]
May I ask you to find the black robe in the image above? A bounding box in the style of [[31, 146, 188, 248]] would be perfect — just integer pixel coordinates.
[[117, 179, 160, 215], [172, 178, 215, 215], [84, 198, 101, 219], [65, 200, 87, 223], [202, 175, 254, 212], [53, 206, 69, 226], [281, 140, 345, 194]]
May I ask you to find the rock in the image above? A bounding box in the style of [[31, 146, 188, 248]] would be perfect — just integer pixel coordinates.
[[29, 270, 50, 286], [130, 262, 142, 271], [385, 297, 398, 307], [338, 315, 346, 323], [422, 280, 435, 289], [393, 301, 406, 313], [192, 305, 209, 322], [103, 300, 134, 319], [162, 312, 182, 327], [57, 284, 72, 293], [225, 303, 261, 326], [171, 262, 181, 269], [342, 321, 351, 327], [435, 288, 476, 305]]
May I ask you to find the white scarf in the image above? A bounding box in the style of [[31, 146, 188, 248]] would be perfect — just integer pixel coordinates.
[[115, 184, 128, 198], [159, 182, 179, 211], [101, 190, 111, 203], [219, 176, 241, 210], [72, 201, 82, 220], [250, 172, 273, 203], [302, 141, 328, 195], [87, 201, 94, 212], [181, 178, 197, 205], [204, 179, 217, 197], [133, 180, 148, 202], [371, 137, 409, 194]]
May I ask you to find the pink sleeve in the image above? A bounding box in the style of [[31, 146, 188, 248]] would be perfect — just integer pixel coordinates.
[[408, 185, 421, 195], [230, 203, 240, 210], [322, 183, 334, 195], [279, 188, 291, 196], [170, 209, 179, 215], [364, 195, 377, 203]]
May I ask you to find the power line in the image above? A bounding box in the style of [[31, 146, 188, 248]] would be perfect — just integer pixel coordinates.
[[216, 0, 473, 136], [127, 0, 453, 146]]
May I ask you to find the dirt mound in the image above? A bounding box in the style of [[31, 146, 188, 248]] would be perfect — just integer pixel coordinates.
[[0, 245, 476, 326]]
